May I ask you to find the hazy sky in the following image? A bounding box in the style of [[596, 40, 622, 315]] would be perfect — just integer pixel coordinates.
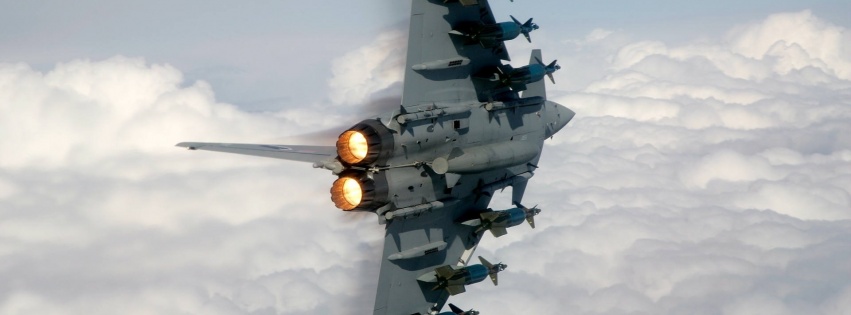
[[1, 1, 850, 315]]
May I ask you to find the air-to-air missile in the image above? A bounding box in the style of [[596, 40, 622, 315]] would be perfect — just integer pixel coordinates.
[[479, 57, 560, 92], [461, 203, 540, 237], [450, 15, 538, 47], [418, 256, 507, 296], [438, 303, 480, 315]]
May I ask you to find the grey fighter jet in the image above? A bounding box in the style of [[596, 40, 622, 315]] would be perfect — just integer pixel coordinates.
[[177, 1, 574, 314]]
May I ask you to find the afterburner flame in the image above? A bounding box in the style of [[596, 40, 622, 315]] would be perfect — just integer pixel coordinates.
[[342, 178, 362, 206], [331, 177, 362, 210], [338, 130, 369, 164]]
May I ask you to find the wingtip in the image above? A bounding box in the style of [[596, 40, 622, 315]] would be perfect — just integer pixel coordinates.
[[175, 142, 199, 150]]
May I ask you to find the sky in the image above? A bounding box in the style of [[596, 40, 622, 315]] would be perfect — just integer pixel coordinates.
[[1, 1, 851, 314]]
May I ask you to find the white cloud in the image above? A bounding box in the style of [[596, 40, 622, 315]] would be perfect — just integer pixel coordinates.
[[466, 10, 851, 315], [0, 56, 382, 315], [726, 10, 851, 80], [678, 149, 785, 189], [327, 30, 406, 107], [0, 57, 280, 171], [1, 9, 851, 315], [610, 41, 668, 71]]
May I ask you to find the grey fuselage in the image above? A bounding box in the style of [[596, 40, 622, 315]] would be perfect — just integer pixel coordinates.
[[365, 95, 573, 314], [362, 98, 573, 218]]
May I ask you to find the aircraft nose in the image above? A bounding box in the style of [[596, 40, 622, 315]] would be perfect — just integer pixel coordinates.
[[550, 101, 574, 136]]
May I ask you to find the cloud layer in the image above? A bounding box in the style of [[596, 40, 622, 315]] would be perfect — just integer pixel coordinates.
[[1, 10, 849, 315], [457, 10, 851, 315]]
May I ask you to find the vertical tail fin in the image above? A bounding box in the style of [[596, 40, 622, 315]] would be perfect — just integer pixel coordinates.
[[523, 49, 547, 99]]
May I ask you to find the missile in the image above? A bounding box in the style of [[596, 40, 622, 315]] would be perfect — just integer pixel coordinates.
[[478, 58, 560, 92], [417, 256, 507, 295], [510, 15, 538, 43], [437, 303, 480, 315], [461, 204, 541, 237], [449, 16, 538, 48], [484, 96, 544, 111], [388, 241, 447, 261]]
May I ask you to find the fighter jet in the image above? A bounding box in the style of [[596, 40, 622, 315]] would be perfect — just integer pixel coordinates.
[[177, 1, 573, 314], [417, 256, 507, 295]]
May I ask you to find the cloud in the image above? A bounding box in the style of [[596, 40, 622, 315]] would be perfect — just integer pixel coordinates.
[[460, 10, 851, 315], [0, 56, 381, 314], [0, 57, 281, 170], [678, 149, 785, 189], [327, 30, 406, 107], [726, 10, 851, 80], [1, 9, 850, 315]]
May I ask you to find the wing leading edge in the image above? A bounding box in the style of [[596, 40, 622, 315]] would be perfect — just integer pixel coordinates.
[[175, 142, 335, 163]]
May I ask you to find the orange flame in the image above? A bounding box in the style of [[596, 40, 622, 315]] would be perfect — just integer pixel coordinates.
[[330, 177, 362, 210], [337, 130, 368, 165]]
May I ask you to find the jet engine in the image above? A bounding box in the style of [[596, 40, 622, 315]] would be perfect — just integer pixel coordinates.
[[336, 119, 394, 166], [329, 172, 388, 211]]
